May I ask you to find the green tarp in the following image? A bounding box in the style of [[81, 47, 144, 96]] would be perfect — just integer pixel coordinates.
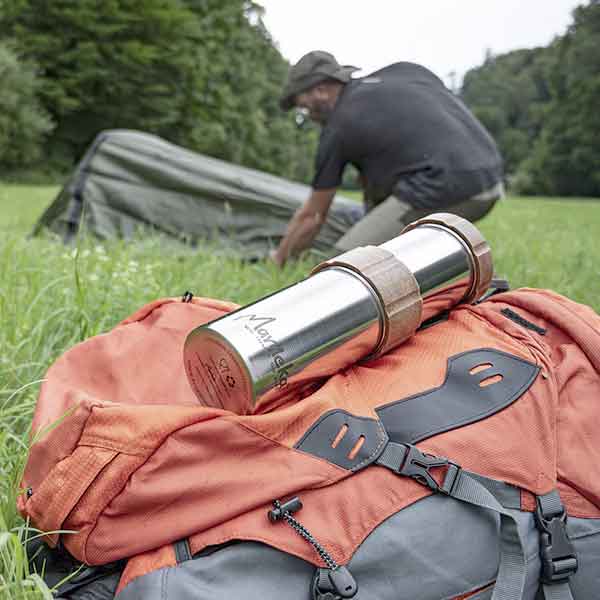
[[34, 129, 363, 258]]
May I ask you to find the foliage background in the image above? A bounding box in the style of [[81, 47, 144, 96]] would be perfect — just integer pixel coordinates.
[[461, 0, 600, 196], [0, 44, 53, 171], [0, 0, 318, 182], [1, 0, 598, 196]]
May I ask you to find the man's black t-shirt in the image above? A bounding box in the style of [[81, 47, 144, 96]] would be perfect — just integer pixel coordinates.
[[312, 62, 503, 210]]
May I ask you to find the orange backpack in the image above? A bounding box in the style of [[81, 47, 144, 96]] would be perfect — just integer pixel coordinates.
[[20, 286, 600, 599]]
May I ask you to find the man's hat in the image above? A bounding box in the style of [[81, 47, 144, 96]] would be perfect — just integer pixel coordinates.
[[280, 50, 359, 111]]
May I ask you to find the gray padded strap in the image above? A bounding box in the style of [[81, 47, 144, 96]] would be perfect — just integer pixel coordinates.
[[537, 490, 565, 519], [541, 582, 575, 600], [450, 471, 526, 600], [463, 471, 521, 510], [376, 441, 406, 471]]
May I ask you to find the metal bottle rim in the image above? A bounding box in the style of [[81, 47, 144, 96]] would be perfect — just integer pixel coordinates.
[[416, 223, 477, 299], [400, 213, 493, 303]]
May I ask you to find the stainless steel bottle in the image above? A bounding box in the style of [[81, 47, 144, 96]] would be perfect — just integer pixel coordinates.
[[184, 213, 493, 414]]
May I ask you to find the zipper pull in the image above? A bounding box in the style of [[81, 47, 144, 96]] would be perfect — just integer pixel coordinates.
[[327, 566, 357, 598], [313, 566, 358, 599], [269, 498, 358, 599]]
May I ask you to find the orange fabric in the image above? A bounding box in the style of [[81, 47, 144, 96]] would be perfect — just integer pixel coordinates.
[[26, 445, 117, 547], [483, 289, 600, 517], [188, 461, 431, 566], [72, 417, 345, 564], [521, 479, 600, 517], [18, 289, 600, 569]]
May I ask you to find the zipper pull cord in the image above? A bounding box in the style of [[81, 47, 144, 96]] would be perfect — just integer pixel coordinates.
[[269, 499, 338, 571]]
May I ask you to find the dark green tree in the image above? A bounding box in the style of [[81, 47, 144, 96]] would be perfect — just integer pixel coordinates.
[[177, 1, 317, 180], [461, 0, 600, 196], [522, 0, 600, 196], [0, 0, 316, 181], [461, 46, 555, 176], [0, 43, 53, 170], [0, 0, 205, 166]]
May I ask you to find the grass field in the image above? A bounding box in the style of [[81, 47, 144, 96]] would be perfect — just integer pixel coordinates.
[[1, 183, 599, 597]]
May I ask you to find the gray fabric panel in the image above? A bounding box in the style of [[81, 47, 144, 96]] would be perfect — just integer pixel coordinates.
[[116, 542, 314, 600], [36, 129, 363, 257], [345, 493, 500, 599], [568, 515, 600, 539], [115, 503, 600, 600], [567, 517, 600, 599], [116, 494, 507, 600], [449, 473, 526, 600]]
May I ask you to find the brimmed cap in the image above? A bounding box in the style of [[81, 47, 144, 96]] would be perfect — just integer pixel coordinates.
[[280, 51, 359, 111]]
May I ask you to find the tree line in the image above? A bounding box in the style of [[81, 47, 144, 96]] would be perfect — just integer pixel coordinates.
[[0, 0, 598, 197], [461, 0, 599, 197], [0, 0, 317, 182]]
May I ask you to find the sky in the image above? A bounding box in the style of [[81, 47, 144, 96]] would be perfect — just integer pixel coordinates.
[[258, 0, 582, 88]]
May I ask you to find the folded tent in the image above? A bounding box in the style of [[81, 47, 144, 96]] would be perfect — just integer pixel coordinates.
[[33, 129, 363, 258]]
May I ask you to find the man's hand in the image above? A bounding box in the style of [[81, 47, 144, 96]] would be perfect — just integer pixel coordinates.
[[269, 248, 284, 267], [273, 188, 336, 267]]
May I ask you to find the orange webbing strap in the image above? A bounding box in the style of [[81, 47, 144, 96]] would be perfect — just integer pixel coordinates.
[[376, 441, 526, 600]]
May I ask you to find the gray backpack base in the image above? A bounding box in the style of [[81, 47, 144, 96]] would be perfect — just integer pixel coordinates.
[[116, 492, 600, 600]]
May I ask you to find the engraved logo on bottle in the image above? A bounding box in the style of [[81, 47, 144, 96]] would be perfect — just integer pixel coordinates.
[[234, 314, 290, 388]]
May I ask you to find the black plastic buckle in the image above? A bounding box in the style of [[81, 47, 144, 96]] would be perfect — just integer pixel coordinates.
[[535, 502, 578, 584], [397, 444, 461, 495]]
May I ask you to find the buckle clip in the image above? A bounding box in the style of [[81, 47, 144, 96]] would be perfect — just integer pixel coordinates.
[[535, 503, 578, 584], [398, 444, 461, 495]]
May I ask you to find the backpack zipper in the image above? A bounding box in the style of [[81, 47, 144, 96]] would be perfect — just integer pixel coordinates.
[[268, 498, 357, 598], [269, 498, 338, 570]]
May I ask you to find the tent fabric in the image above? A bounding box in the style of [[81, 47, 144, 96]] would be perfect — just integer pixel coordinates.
[[33, 129, 364, 258]]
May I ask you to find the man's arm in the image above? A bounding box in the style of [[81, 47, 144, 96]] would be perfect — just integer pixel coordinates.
[[272, 188, 337, 266]]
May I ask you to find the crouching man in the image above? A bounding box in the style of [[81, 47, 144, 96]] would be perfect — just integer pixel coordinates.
[[272, 50, 504, 266]]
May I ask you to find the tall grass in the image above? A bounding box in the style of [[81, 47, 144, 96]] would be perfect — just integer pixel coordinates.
[[0, 184, 599, 597], [0, 184, 315, 597]]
